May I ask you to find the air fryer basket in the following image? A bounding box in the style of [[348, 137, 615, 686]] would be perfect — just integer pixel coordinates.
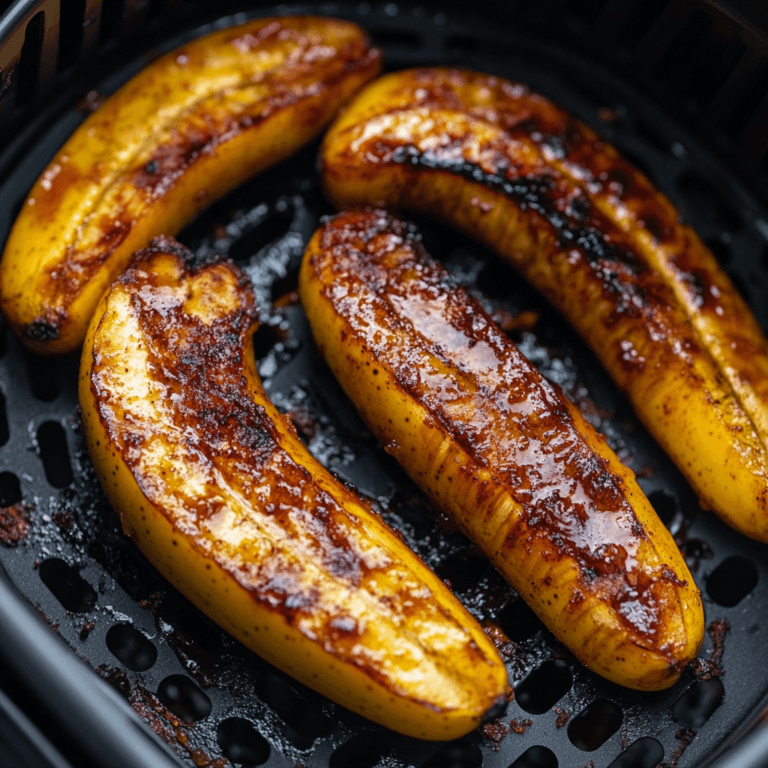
[[2, 1, 768, 767]]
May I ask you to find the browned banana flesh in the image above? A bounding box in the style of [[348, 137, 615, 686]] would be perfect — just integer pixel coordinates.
[[300, 209, 704, 691], [321, 67, 768, 543], [79, 236, 508, 740], [0, 15, 381, 355]]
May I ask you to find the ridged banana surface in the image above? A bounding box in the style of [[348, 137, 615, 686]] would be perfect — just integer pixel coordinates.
[[1, 15, 380, 355], [78, 236, 508, 740], [300, 209, 704, 691], [320, 67, 768, 543]]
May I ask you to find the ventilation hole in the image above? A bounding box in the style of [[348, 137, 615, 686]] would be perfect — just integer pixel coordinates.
[[0, 472, 21, 506], [498, 599, 545, 642], [25, 352, 61, 401], [16, 11, 44, 106], [724, 62, 768, 139], [508, 745, 558, 768], [647, 490, 676, 527], [229, 207, 294, 263], [38, 558, 97, 612], [37, 421, 73, 488], [476, 257, 518, 300], [677, 171, 742, 232], [106, 623, 158, 671], [216, 717, 270, 766], [329, 731, 391, 768], [372, 29, 421, 48], [252, 320, 288, 361], [671, 678, 725, 728], [704, 236, 732, 266], [58, 0, 87, 71], [0, 391, 9, 447], [434, 552, 488, 593], [253, 670, 332, 740], [420, 738, 482, 768], [99, 0, 124, 42], [516, 660, 573, 714], [270, 269, 299, 305], [617, 0, 669, 49], [567, 699, 623, 751], [609, 737, 664, 767], [157, 675, 212, 722], [706, 555, 758, 607], [653, 10, 710, 84]]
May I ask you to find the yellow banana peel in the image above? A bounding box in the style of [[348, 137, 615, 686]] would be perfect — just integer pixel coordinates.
[[1, 15, 380, 355], [320, 67, 768, 543], [78, 236, 508, 740], [300, 209, 704, 692]]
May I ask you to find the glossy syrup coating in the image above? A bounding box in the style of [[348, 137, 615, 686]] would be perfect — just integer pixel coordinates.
[[0, 15, 381, 354], [78, 236, 508, 740], [300, 209, 704, 691], [321, 67, 768, 542]]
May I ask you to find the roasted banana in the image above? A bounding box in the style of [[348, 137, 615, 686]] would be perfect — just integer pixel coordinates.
[[0, 15, 380, 355], [78, 236, 508, 740], [320, 67, 768, 543], [300, 209, 704, 691]]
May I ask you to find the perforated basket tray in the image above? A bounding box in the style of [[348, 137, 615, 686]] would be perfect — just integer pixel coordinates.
[[2, 2, 768, 767]]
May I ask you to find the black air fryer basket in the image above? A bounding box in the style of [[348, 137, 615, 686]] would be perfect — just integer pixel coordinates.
[[2, 1, 768, 767]]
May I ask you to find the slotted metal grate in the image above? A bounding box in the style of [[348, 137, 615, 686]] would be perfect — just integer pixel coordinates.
[[2, 2, 768, 767]]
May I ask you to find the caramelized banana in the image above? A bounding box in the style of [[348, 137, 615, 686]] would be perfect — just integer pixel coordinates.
[[78, 236, 508, 740], [300, 209, 704, 691], [321, 67, 768, 542], [1, 15, 380, 355]]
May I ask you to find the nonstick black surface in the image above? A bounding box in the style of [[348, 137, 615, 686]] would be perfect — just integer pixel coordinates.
[[1, 2, 768, 767]]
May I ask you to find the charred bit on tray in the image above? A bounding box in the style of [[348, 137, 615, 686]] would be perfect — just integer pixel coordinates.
[[0, 502, 32, 546], [509, 717, 533, 734]]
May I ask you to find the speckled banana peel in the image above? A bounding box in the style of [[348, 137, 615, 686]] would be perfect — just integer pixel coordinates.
[[0, 15, 380, 356], [320, 67, 768, 543], [78, 236, 508, 740], [300, 209, 704, 691]]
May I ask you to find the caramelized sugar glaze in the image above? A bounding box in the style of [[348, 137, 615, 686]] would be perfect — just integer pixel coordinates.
[[301, 210, 704, 690], [80, 237, 508, 740], [1, 16, 381, 353], [321, 67, 768, 542]]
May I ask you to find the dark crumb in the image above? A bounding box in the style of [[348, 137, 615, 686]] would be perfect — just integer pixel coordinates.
[[482, 622, 516, 660], [288, 404, 318, 441], [482, 719, 510, 750], [139, 591, 166, 613], [80, 619, 96, 640], [97, 665, 131, 700], [577, 762, 595, 768], [509, 718, 533, 734], [53, 509, 75, 529], [554, 706, 570, 728], [688, 618, 730, 680], [0, 503, 33, 546], [635, 462, 656, 479], [660, 728, 697, 767], [76, 89, 106, 113], [491, 307, 539, 333]]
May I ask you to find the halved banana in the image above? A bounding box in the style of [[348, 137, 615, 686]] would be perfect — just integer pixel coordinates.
[[300, 209, 704, 691], [1, 15, 380, 354], [78, 236, 508, 740], [320, 67, 768, 543]]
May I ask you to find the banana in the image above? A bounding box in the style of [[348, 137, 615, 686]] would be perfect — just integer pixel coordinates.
[[320, 67, 768, 543], [78, 236, 508, 740], [300, 209, 704, 691], [0, 15, 380, 355]]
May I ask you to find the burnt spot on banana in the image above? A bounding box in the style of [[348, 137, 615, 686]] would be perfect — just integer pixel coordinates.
[[25, 318, 60, 342]]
